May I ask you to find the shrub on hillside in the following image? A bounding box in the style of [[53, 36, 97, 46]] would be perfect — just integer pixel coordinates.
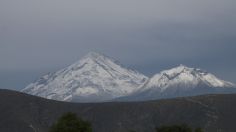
[[49, 112, 92, 132], [156, 124, 203, 132]]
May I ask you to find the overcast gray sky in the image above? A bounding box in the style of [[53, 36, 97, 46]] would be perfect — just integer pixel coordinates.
[[0, 0, 236, 90]]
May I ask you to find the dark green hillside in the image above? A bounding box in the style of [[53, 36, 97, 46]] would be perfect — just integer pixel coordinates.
[[0, 89, 236, 132]]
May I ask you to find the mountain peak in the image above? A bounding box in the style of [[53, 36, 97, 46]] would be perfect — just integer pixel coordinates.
[[146, 65, 235, 89], [162, 64, 191, 74], [162, 64, 204, 75], [76, 52, 120, 67], [22, 52, 148, 102], [160, 65, 213, 81], [69, 52, 116, 71]]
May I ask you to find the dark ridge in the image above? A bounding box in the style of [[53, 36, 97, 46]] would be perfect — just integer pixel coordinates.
[[0, 89, 236, 132]]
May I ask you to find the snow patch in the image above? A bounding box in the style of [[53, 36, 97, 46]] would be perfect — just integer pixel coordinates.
[[75, 87, 99, 96]]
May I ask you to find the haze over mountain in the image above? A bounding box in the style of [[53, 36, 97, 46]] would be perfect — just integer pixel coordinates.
[[22, 52, 236, 102], [1, 0, 236, 91]]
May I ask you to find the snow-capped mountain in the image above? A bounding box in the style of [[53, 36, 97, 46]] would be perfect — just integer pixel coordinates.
[[22, 52, 148, 102], [118, 65, 236, 101], [146, 64, 234, 90], [22, 52, 236, 102]]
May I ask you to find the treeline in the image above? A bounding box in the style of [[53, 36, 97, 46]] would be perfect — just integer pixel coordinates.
[[50, 112, 203, 132], [155, 124, 203, 132]]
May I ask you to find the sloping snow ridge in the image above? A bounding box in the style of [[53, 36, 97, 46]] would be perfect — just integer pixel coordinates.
[[22, 52, 148, 102]]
